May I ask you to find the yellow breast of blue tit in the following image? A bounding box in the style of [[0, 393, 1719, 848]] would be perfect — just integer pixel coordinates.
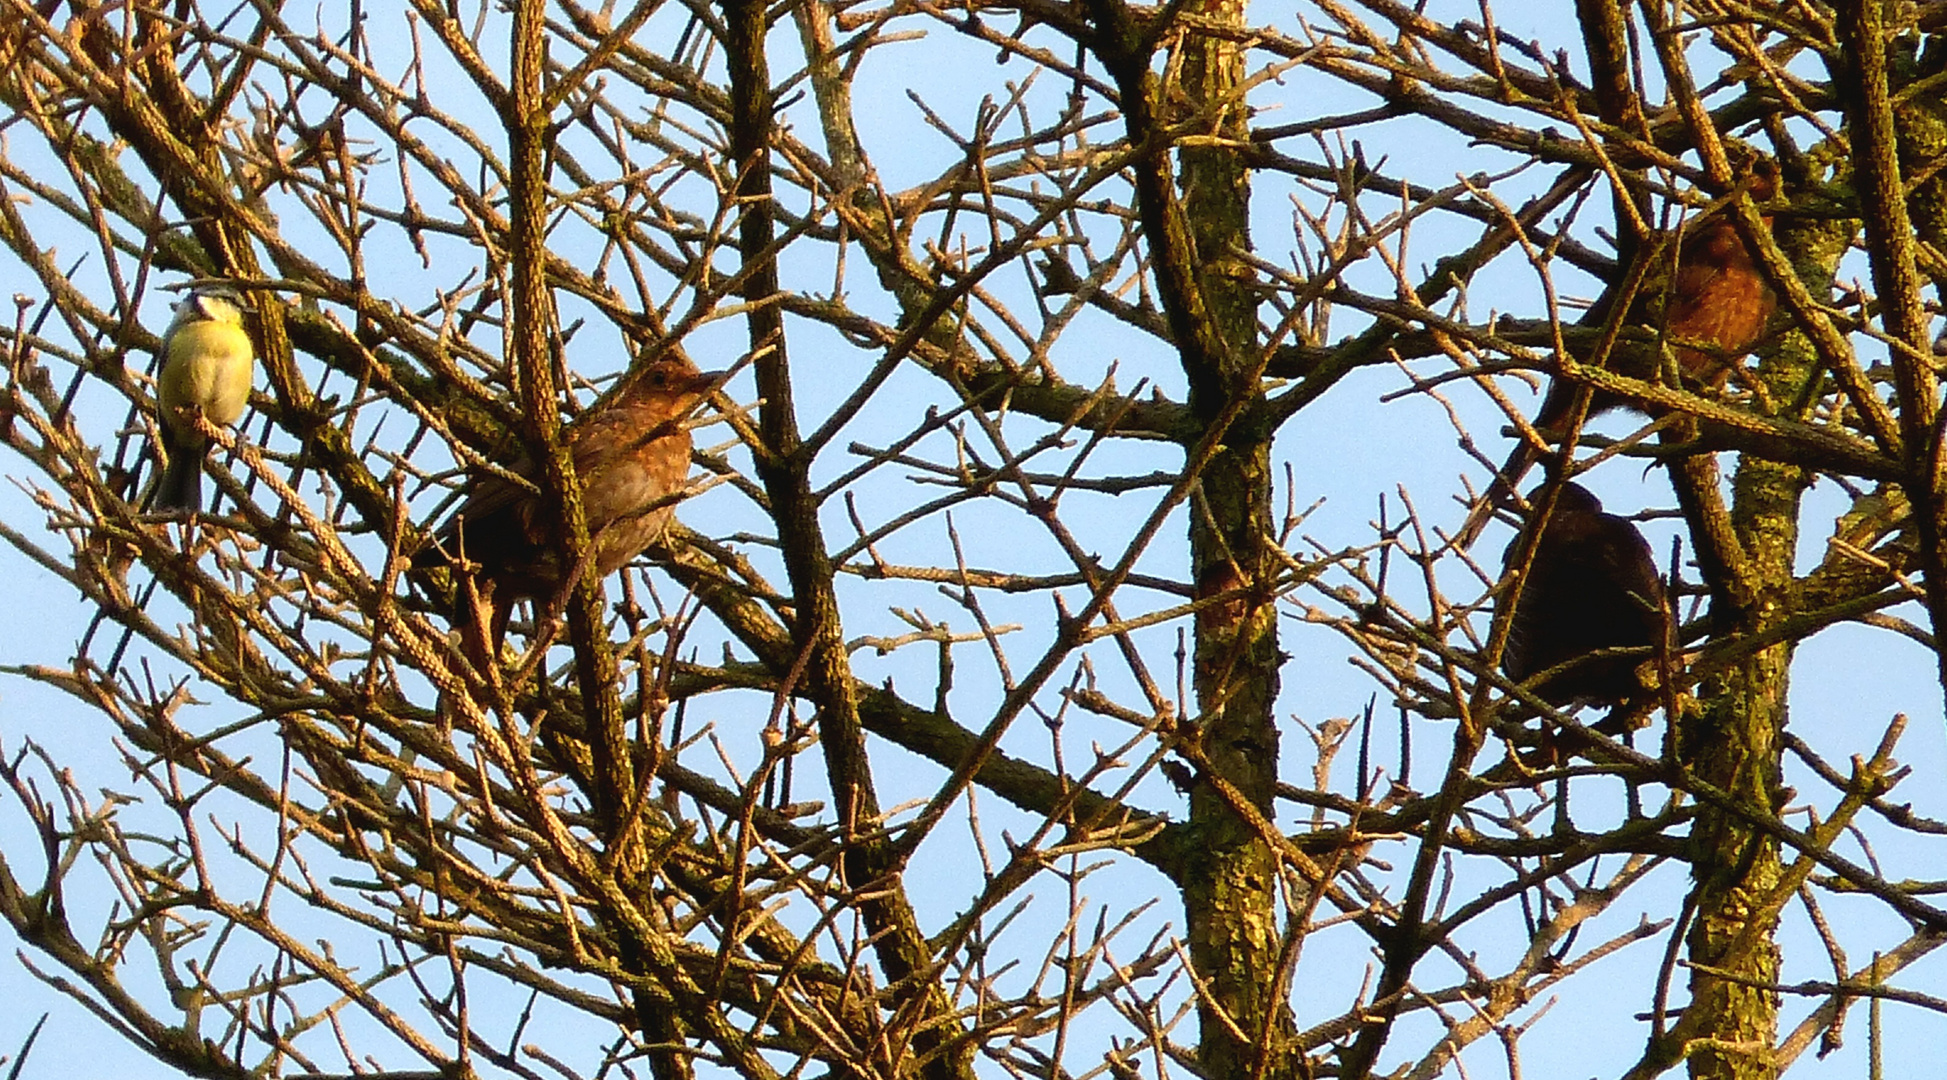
[[158, 291, 256, 438]]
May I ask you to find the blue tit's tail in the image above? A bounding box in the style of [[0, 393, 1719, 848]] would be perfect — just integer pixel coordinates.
[[153, 427, 204, 512]]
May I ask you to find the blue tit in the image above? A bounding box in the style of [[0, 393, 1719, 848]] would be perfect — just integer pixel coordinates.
[[152, 286, 257, 512]]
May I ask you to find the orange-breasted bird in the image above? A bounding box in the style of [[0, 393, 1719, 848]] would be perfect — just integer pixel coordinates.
[[412, 360, 722, 669], [1457, 169, 1779, 547]]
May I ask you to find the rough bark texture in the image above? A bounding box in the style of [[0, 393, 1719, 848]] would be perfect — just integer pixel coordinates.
[[1174, 2, 1298, 1075]]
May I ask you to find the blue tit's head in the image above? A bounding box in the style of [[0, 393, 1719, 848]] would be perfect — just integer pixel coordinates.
[[169, 285, 251, 334]]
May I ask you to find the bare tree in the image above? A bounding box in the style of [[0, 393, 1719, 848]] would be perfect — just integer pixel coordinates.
[[1, 1, 1945, 1078]]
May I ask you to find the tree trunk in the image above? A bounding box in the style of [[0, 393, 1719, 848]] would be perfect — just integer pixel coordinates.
[[1176, 4, 1300, 1075]]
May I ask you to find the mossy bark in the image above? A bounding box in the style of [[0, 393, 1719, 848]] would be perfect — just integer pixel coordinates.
[[1676, 209, 1851, 1080], [1175, 1, 1301, 1074]]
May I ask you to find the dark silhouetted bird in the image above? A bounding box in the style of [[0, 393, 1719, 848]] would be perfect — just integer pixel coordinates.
[[1457, 169, 1779, 546], [1500, 482, 1668, 712], [412, 360, 721, 669], [152, 286, 257, 512]]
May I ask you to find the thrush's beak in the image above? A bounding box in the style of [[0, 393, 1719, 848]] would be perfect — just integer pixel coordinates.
[[682, 368, 734, 406]]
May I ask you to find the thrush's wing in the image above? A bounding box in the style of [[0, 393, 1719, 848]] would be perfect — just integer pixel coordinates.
[[1590, 515, 1668, 643], [413, 458, 546, 576], [411, 406, 649, 576]]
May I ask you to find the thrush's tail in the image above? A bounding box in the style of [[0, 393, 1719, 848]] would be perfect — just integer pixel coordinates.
[[1457, 369, 1601, 549], [1455, 438, 1542, 549]]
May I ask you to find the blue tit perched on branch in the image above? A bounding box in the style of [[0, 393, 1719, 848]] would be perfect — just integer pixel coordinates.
[[152, 286, 257, 513]]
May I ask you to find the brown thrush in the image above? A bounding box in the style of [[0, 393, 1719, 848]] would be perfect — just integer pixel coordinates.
[[1458, 168, 1779, 546], [413, 360, 722, 669]]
